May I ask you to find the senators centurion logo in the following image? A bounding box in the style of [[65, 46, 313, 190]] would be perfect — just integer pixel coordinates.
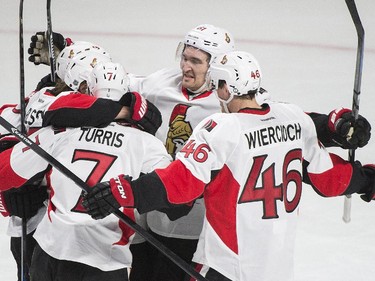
[[220, 55, 228, 65], [68, 49, 75, 59], [196, 26, 207, 31], [90, 58, 98, 68], [165, 104, 193, 157], [225, 33, 231, 44]]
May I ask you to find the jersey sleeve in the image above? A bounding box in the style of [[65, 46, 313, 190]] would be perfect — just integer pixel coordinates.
[[128, 68, 179, 101], [24, 88, 56, 130], [301, 110, 372, 196], [139, 134, 172, 174], [0, 128, 53, 190], [0, 104, 21, 135], [43, 93, 123, 128], [127, 73, 146, 93], [306, 112, 337, 147], [132, 114, 240, 213], [174, 114, 240, 185]]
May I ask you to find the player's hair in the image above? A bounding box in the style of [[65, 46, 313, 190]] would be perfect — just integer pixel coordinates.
[[49, 77, 71, 96]]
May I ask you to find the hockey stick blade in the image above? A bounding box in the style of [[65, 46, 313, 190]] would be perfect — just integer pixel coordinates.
[[0, 116, 209, 281], [343, 0, 365, 223]]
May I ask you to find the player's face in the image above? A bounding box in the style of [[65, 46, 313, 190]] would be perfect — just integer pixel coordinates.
[[180, 46, 210, 91]]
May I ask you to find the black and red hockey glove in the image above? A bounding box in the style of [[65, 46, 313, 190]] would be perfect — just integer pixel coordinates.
[[358, 164, 375, 202], [28, 31, 72, 66], [0, 185, 48, 219], [328, 108, 371, 149], [119, 92, 162, 135], [35, 73, 57, 91], [82, 175, 134, 220], [0, 191, 11, 217], [0, 137, 48, 219], [0, 135, 19, 152]]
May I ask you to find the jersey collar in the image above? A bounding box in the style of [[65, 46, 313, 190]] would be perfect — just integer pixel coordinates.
[[238, 103, 270, 115], [181, 87, 214, 101]]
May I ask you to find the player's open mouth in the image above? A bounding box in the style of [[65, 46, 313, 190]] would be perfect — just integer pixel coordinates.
[[183, 72, 194, 79]]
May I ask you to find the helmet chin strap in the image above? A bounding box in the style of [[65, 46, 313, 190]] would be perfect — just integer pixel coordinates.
[[215, 91, 234, 113], [219, 101, 229, 113]]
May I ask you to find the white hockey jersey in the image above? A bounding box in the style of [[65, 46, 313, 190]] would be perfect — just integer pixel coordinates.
[[0, 87, 63, 136], [24, 87, 61, 131], [144, 101, 358, 280], [130, 68, 221, 239], [0, 103, 21, 132], [0, 123, 171, 271], [0, 87, 56, 236]]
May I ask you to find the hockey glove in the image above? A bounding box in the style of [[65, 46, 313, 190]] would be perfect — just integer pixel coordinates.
[[357, 164, 375, 202], [0, 185, 48, 219], [118, 92, 162, 135], [328, 108, 371, 149], [82, 175, 135, 220], [0, 136, 19, 152], [0, 191, 10, 217], [35, 73, 57, 91], [28, 31, 71, 65]]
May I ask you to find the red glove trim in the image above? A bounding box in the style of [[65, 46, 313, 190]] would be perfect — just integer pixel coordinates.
[[0, 192, 10, 217], [0, 136, 19, 143], [65, 38, 73, 46], [328, 108, 351, 132], [131, 92, 147, 121], [110, 175, 135, 207]]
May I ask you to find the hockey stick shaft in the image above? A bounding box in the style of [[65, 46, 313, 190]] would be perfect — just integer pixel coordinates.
[[46, 0, 56, 82], [19, 0, 26, 135], [0, 116, 208, 281], [343, 0, 365, 223], [19, 1, 29, 280]]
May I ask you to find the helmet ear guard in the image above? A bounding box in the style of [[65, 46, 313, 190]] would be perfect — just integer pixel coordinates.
[[88, 62, 129, 101]]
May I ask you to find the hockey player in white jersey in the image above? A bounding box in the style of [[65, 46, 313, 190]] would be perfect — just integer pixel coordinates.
[[0, 61, 171, 281], [28, 24, 240, 281], [0, 40, 112, 281], [1, 40, 162, 280], [83, 51, 375, 281], [27, 34, 161, 136], [28, 24, 372, 281]]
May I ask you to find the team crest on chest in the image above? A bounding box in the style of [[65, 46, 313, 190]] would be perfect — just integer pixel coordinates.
[[166, 104, 193, 157]]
